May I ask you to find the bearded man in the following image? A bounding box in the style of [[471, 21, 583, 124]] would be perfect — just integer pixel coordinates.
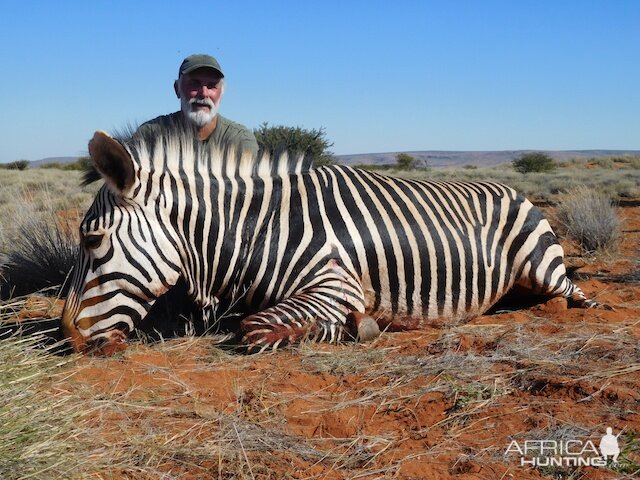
[[135, 54, 258, 156], [129, 54, 257, 339]]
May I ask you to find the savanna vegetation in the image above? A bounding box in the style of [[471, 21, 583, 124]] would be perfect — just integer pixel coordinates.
[[1, 150, 639, 479], [254, 123, 336, 166], [512, 151, 557, 174]]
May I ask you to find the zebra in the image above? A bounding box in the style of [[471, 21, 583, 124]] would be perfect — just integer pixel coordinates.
[[61, 123, 602, 354]]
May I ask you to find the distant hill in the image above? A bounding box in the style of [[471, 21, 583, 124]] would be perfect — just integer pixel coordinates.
[[335, 150, 640, 167], [29, 156, 80, 168], [17, 150, 640, 169]]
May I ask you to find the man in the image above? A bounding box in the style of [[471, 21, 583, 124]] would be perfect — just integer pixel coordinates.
[[136, 54, 258, 156], [133, 54, 257, 337]]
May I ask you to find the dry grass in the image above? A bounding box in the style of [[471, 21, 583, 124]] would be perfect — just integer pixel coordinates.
[[0, 208, 78, 299], [0, 327, 82, 478], [394, 159, 640, 201], [0, 169, 96, 252], [1, 161, 639, 479], [556, 186, 622, 255], [1, 307, 639, 478]]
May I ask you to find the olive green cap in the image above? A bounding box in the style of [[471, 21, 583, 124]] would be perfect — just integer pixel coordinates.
[[178, 54, 224, 77]]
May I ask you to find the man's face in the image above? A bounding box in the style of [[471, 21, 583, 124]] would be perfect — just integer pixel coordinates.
[[175, 68, 224, 127]]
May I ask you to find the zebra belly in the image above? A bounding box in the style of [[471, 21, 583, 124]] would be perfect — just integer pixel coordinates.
[[354, 248, 511, 329], [321, 174, 533, 327]]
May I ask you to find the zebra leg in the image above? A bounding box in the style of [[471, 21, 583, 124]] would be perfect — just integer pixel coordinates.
[[240, 259, 366, 352], [516, 232, 610, 309], [561, 280, 601, 308]]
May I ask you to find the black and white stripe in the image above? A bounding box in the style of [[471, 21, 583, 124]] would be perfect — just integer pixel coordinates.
[[61, 124, 597, 352]]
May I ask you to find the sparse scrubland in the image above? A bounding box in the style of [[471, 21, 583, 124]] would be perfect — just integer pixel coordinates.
[[0, 169, 95, 253], [388, 155, 640, 201], [0, 157, 639, 479]]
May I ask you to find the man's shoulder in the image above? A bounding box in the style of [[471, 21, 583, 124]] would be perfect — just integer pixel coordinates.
[[137, 112, 183, 131], [216, 115, 253, 136], [214, 115, 258, 153], [134, 112, 258, 155]]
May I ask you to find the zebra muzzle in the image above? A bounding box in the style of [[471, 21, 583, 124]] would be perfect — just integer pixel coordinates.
[[86, 329, 129, 356]]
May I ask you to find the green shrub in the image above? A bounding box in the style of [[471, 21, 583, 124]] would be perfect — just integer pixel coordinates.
[[395, 153, 417, 170], [594, 157, 615, 169], [0, 160, 29, 171], [64, 156, 91, 171], [628, 156, 640, 169], [254, 123, 336, 167], [556, 186, 621, 255], [40, 162, 64, 169], [512, 152, 556, 174], [39, 157, 91, 171]]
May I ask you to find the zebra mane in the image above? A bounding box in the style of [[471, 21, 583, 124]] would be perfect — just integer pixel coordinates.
[[82, 120, 313, 187]]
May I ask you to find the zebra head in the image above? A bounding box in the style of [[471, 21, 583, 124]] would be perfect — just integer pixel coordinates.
[[61, 131, 183, 353]]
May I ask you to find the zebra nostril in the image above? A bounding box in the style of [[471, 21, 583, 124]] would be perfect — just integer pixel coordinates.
[[86, 336, 109, 352], [86, 329, 128, 356]]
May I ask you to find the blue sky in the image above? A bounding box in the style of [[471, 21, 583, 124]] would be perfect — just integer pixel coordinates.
[[1, 1, 638, 162]]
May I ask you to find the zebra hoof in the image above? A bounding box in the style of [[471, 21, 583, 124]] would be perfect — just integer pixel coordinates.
[[571, 298, 614, 311], [347, 312, 381, 342], [358, 317, 381, 342], [596, 302, 615, 311]]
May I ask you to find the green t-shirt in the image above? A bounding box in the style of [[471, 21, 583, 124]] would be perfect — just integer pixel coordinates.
[[136, 112, 259, 157]]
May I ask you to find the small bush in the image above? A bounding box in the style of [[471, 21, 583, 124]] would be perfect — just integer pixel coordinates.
[[594, 157, 615, 169], [39, 157, 91, 171], [0, 160, 29, 171], [512, 152, 556, 174], [254, 123, 336, 167], [39, 162, 64, 169], [556, 186, 621, 255], [628, 156, 640, 169], [396, 153, 417, 170]]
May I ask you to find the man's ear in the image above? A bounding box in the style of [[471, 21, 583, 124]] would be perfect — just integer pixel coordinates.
[[88, 131, 136, 196], [174, 79, 181, 99]]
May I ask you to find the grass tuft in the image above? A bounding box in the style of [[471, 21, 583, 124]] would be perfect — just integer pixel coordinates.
[[556, 186, 622, 255], [0, 332, 83, 479], [0, 209, 77, 299]]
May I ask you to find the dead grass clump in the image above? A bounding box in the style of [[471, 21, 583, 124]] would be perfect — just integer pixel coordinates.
[[298, 342, 389, 376], [556, 186, 622, 255], [0, 333, 83, 479], [0, 208, 77, 299]]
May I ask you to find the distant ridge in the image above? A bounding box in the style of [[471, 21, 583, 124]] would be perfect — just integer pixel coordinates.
[[11, 150, 640, 169], [335, 150, 640, 167], [29, 156, 80, 168]]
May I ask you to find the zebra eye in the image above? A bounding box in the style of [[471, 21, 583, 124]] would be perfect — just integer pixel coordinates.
[[84, 234, 103, 250]]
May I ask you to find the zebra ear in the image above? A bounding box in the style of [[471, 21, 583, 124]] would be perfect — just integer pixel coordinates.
[[88, 131, 136, 196]]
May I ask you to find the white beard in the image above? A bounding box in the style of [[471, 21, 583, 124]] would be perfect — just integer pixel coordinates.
[[181, 97, 219, 127]]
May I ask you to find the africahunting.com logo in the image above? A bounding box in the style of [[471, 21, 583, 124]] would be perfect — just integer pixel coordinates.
[[506, 427, 622, 467]]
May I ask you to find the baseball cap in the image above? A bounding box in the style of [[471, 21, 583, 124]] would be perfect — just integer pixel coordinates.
[[178, 54, 224, 77]]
